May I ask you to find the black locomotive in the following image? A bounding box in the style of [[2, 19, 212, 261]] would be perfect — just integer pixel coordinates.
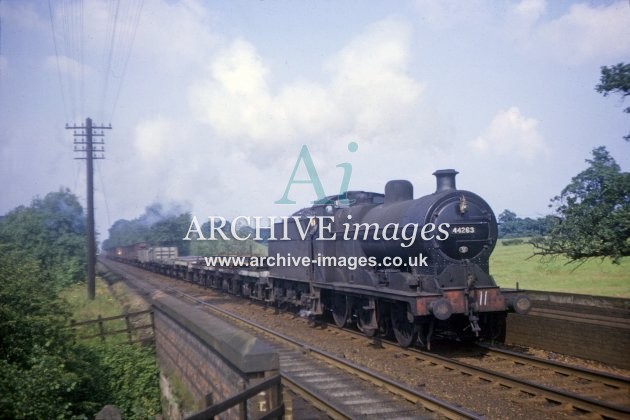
[[268, 169, 531, 347]]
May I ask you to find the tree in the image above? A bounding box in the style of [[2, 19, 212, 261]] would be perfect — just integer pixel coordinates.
[[595, 62, 630, 141], [102, 218, 150, 249], [1, 193, 161, 418], [102, 202, 189, 253], [147, 212, 192, 255], [498, 209, 517, 224], [533, 146, 630, 263], [0, 188, 87, 288], [0, 250, 109, 417], [497, 209, 549, 238]]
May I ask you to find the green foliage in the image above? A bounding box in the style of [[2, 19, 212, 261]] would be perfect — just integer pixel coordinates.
[[61, 279, 161, 419], [102, 218, 150, 249], [595, 62, 630, 140], [1, 192, 161, 418], [497, 209, 517, 223], [501, 238, 524, 246], [93, 344, 161, 419], [0, 251, 109, 418], [103, 202, 191, 255], [533, 146, 630, 263], [147, 212, 192, 255], [0, 251, 69, 366], [0, 188, 86, 288], [0, 346, 108, 419], [497, 209, 549, 238]]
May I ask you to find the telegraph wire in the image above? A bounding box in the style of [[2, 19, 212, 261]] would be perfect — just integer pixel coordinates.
[[79, 0, 85, 118], [48, 0, 70, 121], [100, 0, 144, 123], [48, 0, 144, 123], [108, 0, 144, 122], [1, 0, 3, 93], [99, 0, 116, 118], [99, 0, 120, 119], [95, 160, 112, 239], [60, 0, 75, 119]]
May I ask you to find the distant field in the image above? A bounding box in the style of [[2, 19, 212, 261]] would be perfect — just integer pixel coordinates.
[[490, 241, 630, 298]]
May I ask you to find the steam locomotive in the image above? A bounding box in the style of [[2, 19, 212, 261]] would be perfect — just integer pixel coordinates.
[[109, 169, 530, 348], [267, 169, 530, 347]]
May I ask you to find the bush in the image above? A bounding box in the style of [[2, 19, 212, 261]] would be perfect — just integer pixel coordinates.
[[0, 251, 109, 418], [502, 238, 524, 246], [93, 343, 161, 419], [0, 189, 87, 288]]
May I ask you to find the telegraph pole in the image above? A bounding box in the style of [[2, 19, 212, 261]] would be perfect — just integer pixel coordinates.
[[67, 118, 111, 300]]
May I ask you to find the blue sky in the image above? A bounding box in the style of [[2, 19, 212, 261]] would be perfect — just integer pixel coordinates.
[[1, 0, 628, 239]]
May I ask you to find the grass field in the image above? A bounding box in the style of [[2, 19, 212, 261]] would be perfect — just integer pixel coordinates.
[[491, 241, 630, 298]]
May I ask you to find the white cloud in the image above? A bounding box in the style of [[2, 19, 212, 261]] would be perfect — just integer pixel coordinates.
[[413, 0, 492, 29], [189, 18, 424, 153], [512, 1, 630, 64], [45, 55, 94, 80], [0, 1, 47, 32], [134, 118, 176, 162], [129, 117, 226, 208], [190, 39, 287, 143], [514, 0, 547, 22], [472, 106, 548, 161], [130, 0, 219, 71], [328, 19, 423, 137]]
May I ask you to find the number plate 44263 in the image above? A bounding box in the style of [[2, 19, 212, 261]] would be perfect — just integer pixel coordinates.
[[451, 226, 476, 234]]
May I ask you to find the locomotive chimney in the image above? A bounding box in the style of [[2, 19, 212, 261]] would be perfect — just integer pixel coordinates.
[[433, 169, 458, 192], [384, 180, 413, 204]]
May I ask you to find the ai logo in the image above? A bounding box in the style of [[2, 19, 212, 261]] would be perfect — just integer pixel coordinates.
[[275, 142, 358, 204]]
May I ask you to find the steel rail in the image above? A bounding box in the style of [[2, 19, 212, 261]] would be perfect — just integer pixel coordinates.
[[478, 344, 630, 390], [336, 327, 630, 419], [279, 375, 351, 420], [167, 286, 480, 420]]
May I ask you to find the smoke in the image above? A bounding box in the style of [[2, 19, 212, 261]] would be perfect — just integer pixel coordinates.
[[136, 201, 189, 227]]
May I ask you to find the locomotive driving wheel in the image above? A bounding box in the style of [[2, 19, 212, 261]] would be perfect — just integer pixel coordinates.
[[391, 304, 417, 348], [356, 298, 377, 337], [357, 309, 377, 337], [331, 294, 349, 328]]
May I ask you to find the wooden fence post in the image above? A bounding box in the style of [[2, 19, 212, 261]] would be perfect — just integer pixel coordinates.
[[98, 315, 105, 342]]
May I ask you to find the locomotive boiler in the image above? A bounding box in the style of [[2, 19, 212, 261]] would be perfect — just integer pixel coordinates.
[[268, 169, 531, 347]]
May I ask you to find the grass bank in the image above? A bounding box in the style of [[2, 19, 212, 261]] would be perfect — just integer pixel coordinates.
[[59, 277, 161, 419], [491, 241, 630, 297], [60, 277, 126, 319]]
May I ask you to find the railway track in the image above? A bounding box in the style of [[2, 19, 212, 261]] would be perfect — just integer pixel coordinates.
[[410, 345, 630, 419], [101, 259, 630, 419], [325, 324, 630, 419], [101, 259, 478, 419], [527, 307, 630, 330], [477, 345, 630, 403]]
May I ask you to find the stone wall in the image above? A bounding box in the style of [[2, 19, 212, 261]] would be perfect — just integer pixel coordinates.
[[506, 291, 630, 369], [152, 292, 279, 419]]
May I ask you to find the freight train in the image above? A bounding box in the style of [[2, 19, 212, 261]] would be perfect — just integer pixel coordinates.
[[107, 169, 530, 348]]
